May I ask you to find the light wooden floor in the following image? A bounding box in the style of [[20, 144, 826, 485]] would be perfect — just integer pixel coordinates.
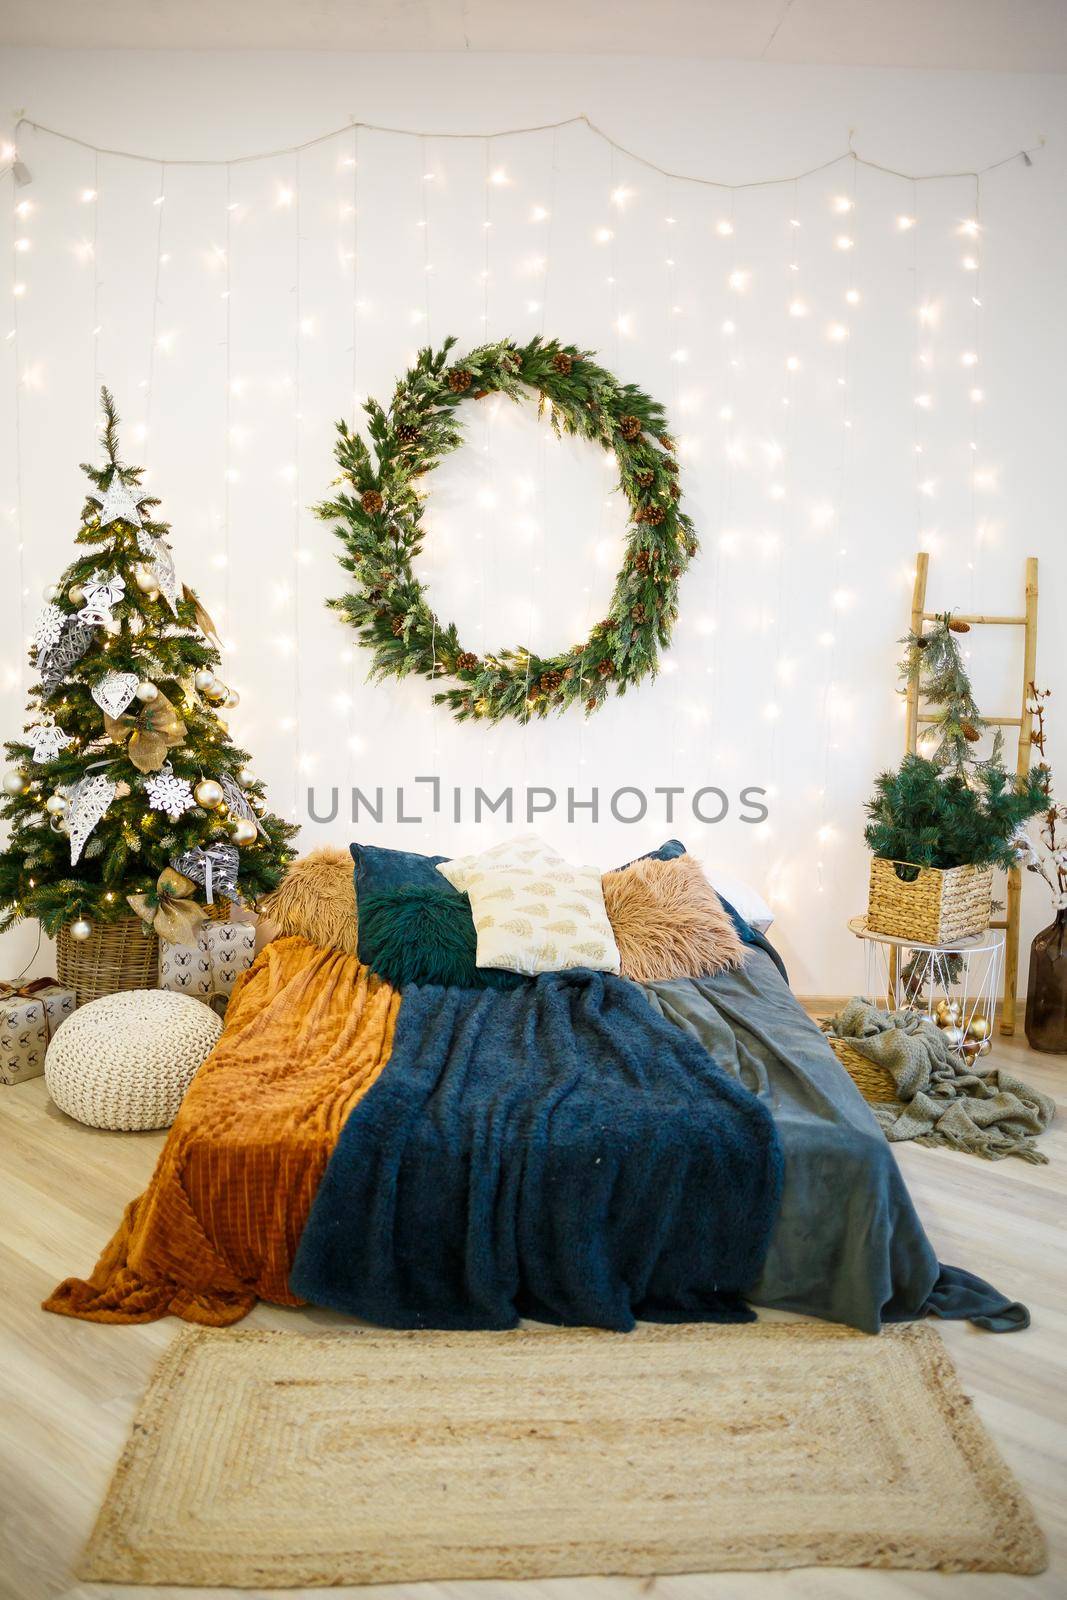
[[1, 1032, 1064, 1600]]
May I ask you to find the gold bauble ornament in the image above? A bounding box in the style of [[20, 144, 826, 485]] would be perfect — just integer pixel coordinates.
[[68, 582, 86, 606], [69, 917, 93, 942], [968, 1016, 991, 1042], [133, 563, 160, 598], [44, 793, 69, 816], [193, 777, 225, 810], [204, 681, 229, 706], [135, 680, 159, 703], [229, 817, 257, 846], [193, 668, 216, 692], [940, 1025, 965, 1049], [2, 768, 29, 797], [236, 765, 255, 787], [224, 689, 240, 710], [214, 800, 230, 822]]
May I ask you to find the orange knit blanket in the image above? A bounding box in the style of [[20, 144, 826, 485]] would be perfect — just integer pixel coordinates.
[[43, 936, 399, 1326]]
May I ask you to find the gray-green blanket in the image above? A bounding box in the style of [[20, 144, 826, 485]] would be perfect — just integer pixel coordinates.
[[643, 950, 1029, 1333], [826, 996, 1054, 1164]]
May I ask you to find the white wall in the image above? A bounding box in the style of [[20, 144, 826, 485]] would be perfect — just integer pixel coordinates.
[[1, 50, 1064, 995]]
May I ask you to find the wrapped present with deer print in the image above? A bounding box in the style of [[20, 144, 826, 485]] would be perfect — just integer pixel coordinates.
[[1, 978, 77, 1086]]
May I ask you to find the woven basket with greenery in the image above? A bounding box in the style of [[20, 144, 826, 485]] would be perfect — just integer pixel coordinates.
[[867, 856, 993, 945], [823, 1032, 897, 1105]]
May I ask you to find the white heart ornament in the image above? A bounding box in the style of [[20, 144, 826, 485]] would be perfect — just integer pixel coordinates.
[[91, 671, 140, 719]]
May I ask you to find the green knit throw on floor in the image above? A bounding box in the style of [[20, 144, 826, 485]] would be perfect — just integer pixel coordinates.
[[825, 998, 1055, 1164]]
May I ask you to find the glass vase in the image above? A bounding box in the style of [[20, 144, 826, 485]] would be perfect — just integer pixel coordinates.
[[1024, 910, 1067, 1054]]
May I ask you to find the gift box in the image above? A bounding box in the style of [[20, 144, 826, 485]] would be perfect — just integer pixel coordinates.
[[1, 978, 77, 1086], [159, 920, 256, 1012]]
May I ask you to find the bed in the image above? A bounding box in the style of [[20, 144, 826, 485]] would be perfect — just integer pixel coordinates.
[[44, 928, 1026, 1335]]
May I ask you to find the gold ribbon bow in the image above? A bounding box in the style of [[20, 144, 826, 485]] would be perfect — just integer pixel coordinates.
[[104, 689, 187, 774], [127, 868, 206, 945], [0, 977, 60, 1001]]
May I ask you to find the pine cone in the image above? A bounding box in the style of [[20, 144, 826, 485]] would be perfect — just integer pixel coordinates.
[[448, 368, 473, 394], [596, 618, 614, 634], [552, 351, 574, 376], [632, 549, 651, 574], [361, 489, 384, 516], [915, 636, 930, 650], [563, 667, 575, 681], [586, 696, 598, 712], [669, 564, 681, 580], [631, 603, 648, 624], [456, 651, 480, 672], [686, 540, 698, 558], [961, 721, 982, 742], [644, 504, 666, 527], [396, 423, 419, 445], [635, 468, 655, 489], [668, 480, 681, 500], [659, 433, 676, 453], [949, 619, 971, 634], [390, 615, 406, 638], [597, 658, 614, 679], [619, 414, 642, 442], [539, 669, 563, 695]]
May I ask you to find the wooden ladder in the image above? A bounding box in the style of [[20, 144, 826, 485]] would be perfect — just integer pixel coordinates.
[[903, 551, 1039, 1036]]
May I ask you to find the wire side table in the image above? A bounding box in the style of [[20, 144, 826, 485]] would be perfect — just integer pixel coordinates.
[[847, 916, 1005, 1044]]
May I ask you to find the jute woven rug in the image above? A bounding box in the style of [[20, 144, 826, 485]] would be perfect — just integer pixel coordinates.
[[80, 1321, 1045, 1587]]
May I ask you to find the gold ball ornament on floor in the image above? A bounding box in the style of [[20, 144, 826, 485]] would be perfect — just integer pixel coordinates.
[[193, 778, 225, 810], [940, 1025, 965, 1049], [968, 1016, 991, 1042], [229, 817, 257, 846], [135, 680, 159, 703], [3, 768, 29, 797], [69, 917, 93, 942]]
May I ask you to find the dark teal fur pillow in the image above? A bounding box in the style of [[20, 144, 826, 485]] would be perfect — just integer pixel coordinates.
[[358, 884, 525, 990]]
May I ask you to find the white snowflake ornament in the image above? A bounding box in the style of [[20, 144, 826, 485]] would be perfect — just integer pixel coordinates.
[[32, 603, 66, 654], [28, 719, 71, 764], [145, 764, 196, 822]]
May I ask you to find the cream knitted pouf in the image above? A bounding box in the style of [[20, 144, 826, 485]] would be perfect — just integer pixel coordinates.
[[45, 989, 223, 1131]]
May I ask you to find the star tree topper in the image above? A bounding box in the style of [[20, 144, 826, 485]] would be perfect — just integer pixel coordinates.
[[94, 476, 143, 531]]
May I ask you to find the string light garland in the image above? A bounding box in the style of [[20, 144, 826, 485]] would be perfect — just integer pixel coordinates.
[[316, 335, 696, 724]]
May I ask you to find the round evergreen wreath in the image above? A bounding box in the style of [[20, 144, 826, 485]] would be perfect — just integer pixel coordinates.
[[316, 335, 697, 723]]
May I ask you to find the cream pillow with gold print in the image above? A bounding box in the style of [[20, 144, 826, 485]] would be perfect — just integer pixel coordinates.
[[437, 834, 621, 977]]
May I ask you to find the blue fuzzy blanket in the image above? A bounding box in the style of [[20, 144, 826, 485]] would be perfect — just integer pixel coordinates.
[[290, 969, 783, 1331]]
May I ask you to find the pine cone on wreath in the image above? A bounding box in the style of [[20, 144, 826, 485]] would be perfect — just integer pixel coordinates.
[[597, 658, 614, 679], [635, 468, 655, 489], [391, 615, 406, 638], [539, 669, 563, 695], [361, 489, 384, 516], [586, 696, 598, 711], [631, 603, 648, 624], [596, 618, 614, 635], [632, 549, 651, 574], [552, 351, 574, 375], [619, 414, 642, 442], [668, 480, 681, 500], [961, 721, 982, 742], [659, 433, 676, 453], [670, 564, 681, 579], [448, 368, 473, 394], [456, 651, 480, 672], [644, 504, 666, 527], [396, 423, 420, 446]]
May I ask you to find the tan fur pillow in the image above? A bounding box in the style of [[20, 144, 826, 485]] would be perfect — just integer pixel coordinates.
[[601, 853, 744, 983], [258, 848, 357, 955]]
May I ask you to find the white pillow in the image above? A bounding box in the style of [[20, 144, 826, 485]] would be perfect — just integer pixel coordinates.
[[700, 865, 774, 933], [438, 834, 621, 977]]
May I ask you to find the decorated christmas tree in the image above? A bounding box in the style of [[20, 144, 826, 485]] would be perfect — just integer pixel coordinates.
[[0, 388, 297, 946]]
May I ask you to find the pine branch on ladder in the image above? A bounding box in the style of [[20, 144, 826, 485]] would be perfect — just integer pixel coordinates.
[[903, 552, 1039, 1036]]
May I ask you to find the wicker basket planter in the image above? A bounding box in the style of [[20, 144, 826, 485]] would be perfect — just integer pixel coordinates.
[[866, 856, 993, 946], [56, 914, 160, 1007], [824, 1033, 897, 1105]]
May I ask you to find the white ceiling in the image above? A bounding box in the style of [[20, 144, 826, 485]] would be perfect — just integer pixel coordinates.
[[2, 0, 1066, 70]]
